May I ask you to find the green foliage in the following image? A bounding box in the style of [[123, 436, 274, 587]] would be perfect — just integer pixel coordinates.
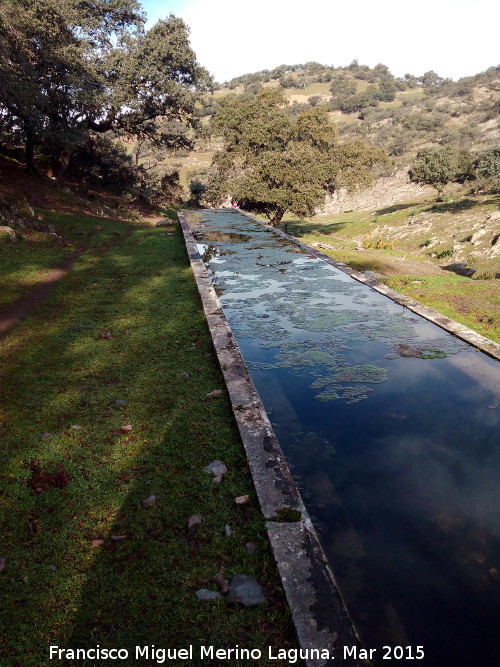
[[72, 135, 136, 190], [436, 249, 453, 258], [280, 75, 298, 89], [308, 95, 322, 107], [208, 90, 386, 224], [187, 168, 210, 205], [0, 0, 210, 175], [409, 146, 473, 196], [473, 148, 500, 191]]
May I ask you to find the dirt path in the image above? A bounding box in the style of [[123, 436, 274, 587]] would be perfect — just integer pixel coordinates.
[[0, 225, 135, 340]]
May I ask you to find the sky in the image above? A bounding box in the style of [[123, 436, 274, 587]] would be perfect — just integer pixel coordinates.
[[140, 0, 499, 83]]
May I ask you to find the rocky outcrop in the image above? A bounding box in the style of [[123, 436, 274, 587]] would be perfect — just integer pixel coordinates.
[[318, 171, 434, 215]]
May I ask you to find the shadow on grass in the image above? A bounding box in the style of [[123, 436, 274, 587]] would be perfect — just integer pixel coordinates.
[[281, 218, 352, 237], [375, 202, 421, 216], [0, 225, 294, 665], [422, 196, 500, 215]]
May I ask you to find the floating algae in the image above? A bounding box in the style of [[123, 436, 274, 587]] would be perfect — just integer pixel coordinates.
[[309, 365, 387, 403], [311, 365, 388, 386], [314, 387, 342, 402], [388, 338, 467, 359]]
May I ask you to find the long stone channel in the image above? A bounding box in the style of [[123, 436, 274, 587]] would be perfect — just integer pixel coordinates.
[[179, 209, 500, 667]]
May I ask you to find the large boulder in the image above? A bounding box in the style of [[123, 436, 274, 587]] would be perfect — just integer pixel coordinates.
[[0, 226, 16, 241]]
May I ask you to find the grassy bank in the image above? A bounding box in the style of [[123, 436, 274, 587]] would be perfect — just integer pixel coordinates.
[[0, 211, 296, 665]]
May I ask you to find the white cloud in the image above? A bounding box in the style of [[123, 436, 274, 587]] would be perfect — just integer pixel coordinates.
[[144, 0, 500, 82]]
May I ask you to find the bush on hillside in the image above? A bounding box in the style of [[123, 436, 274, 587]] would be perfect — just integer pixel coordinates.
[[473, 148, 500, 191]]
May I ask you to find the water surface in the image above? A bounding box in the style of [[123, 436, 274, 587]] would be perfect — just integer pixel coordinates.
[[184, 210, 500, 666]]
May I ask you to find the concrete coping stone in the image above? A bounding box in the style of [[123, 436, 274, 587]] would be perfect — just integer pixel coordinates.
[[178, 210, 363, 667]]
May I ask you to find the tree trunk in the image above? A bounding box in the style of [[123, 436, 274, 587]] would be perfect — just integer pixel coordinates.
[[49, 149, 72, 179], [25, 131, 37, 175], [270, 208, 285, 226]]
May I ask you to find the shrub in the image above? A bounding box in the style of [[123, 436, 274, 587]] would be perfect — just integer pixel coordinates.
[[473, 148, 500, 191]]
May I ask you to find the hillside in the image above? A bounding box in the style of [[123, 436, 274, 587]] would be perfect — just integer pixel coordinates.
[[166, 61, 500, 212]]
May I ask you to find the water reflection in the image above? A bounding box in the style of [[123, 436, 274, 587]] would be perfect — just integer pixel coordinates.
[[185, 210, 500, 666]]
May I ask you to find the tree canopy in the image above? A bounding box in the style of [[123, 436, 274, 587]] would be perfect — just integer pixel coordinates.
[[0, 0, 210, 174], [409, 146, 473, 196], [206, 89, 386, 224]]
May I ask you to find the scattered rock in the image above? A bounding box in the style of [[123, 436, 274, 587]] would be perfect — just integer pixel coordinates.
[[40, 432, 52, 438], [0, 558, 5, 572], [312, 241, 335, 250], [181, 371, 190, 378], [141, 495, 157, 509], [470, 228, 487, 244], [206, 389, 223, 399], [489, 567, 500, 583], [195, 589, 222, 601], [155, 220, 171, 227], [235, 495, 250, 505], [90, 539, 104, 548], [120, 425, 132, 433], [0, 226, 17, 241], [213, 475, 223, 484], [70, 424, 83, 430], [487, 405, 497, 410], [203, 460, 227, 476], [114, 399, 127, 407], [245, 542, 257, 553], [224, 525, 232, 537], [212, 566, 230, 593], [110, 534, 127, 541], [227, 575, 266, 606], [188, 514, 202, 529]]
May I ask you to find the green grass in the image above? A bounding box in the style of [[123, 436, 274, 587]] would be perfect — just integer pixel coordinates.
[[283, 82, 331, 98], [0, 238, 69, 308], [382, 274, 500, 343], [0, 214, 296, 665]]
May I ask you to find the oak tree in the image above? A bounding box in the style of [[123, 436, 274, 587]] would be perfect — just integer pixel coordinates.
[[206, 89, 385, 225]]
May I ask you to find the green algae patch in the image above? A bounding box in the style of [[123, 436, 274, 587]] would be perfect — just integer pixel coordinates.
[[314, 388, 342, 402], [421, 349, 447, 359]]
